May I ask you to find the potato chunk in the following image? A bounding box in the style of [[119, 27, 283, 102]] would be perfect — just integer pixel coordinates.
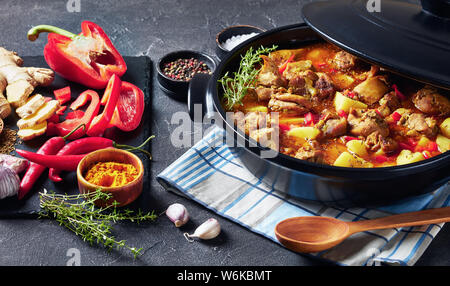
[[346, 140, 368, 157], [334, 91, 367, 113], [436, 134, 450, 153], [439, 118, 450, 138], [287, 126, 321, 140], [333, 151, 373, 168], [353, 76, 389, 105], [396, 149, 425, 165]]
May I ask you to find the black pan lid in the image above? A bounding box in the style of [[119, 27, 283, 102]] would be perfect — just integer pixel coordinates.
[[302, 0, 450, 90]]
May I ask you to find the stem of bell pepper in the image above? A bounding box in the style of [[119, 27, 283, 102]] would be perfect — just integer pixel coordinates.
[[27, 24, 78, 41]]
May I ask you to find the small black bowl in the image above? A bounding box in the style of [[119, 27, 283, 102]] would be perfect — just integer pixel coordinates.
[[215, 25, 266, 59], [157, 50, 217, 101]]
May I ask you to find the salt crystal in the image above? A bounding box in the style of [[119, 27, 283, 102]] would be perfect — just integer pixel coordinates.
[[221, 32, 259, 51]]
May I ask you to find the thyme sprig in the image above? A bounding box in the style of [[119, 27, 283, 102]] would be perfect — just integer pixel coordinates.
[[218, 45, 277, 109], [39, 189, 157, 259]]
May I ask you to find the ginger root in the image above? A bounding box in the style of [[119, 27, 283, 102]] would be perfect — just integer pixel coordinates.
[[0, 47, 54, 110]]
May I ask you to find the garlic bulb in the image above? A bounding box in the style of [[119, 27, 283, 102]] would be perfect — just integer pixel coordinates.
[[0, 154, 29, 174], [0, 166, 20, 200], [184, 218, 221, 242], [166, 203, 189, 227]]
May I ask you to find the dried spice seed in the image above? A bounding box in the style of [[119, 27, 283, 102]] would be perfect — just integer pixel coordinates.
[[0, 128, 18, 154], [163, 58, 212, 81]]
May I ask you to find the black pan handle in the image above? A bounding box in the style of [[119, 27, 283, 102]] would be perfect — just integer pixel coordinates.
[[421, 0, 450, 18], [188, 73, 214, 122]]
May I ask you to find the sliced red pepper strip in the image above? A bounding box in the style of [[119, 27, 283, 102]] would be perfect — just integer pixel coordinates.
[[27, 22, 127, 89], [337, 110, 348, 119], [422, 151, 431, 159], [392, 111, 402, 122], [343, 136, 359, 142], [109, 81, 145, 131], [52, 90, 100, 140], [53, 86, 71, 105], [304, 112, 319, 126], [375, 155, 388, 163], [279, 123, 291, 132], [86, 74, 121, 137], [56, 105, 67, 115], [392, 84, 406, 101], [278, 54, 295, 74], [48, 113, 60, 124], [66, 110, 85, 120]]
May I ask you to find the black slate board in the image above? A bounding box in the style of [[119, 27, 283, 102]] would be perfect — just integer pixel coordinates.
[[0, 56, 152, 218]]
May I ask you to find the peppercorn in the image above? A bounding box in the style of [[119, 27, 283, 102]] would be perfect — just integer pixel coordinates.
[[163, 58, 212, 81]]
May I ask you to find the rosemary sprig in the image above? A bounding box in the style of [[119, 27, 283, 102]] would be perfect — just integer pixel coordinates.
[[218, 45, 278, 109], [39, 189, 157, 259]]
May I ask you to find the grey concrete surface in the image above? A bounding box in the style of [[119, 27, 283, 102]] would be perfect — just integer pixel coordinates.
[[0, 0, 447, 266]]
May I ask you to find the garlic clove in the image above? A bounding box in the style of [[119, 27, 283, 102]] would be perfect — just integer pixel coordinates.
[[184, 218, 221, 242], [166, 203, 189, 227]]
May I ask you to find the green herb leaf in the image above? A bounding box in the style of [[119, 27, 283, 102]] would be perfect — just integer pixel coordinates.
[[39, 188, 157, 259], [218, 45, 277, 109]]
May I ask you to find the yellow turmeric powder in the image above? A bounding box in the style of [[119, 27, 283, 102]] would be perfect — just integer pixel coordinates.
[[84, 161, 138, 187]]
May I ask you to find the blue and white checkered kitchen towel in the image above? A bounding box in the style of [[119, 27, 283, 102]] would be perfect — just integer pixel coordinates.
[[157, 127, 450, 266]]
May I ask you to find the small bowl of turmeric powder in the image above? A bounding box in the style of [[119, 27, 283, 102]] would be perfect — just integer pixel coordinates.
[[77, 148, 144, 207]]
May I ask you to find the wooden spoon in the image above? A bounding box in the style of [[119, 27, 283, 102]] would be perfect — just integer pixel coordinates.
[[275, 207, 450, 253]]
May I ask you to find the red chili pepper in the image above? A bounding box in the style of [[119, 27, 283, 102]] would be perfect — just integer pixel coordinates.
[[50, 90, 100, 140], [108, 82, 145, 131], [278, 54, 295, 74], [338, 110, 348, 119], [53, 86, 71, 105], [16, 150, 85, 171], [48, 135, 154, 182], [18, 124, 85, 199], [392, 111, 402, 122], [27, 22, 127, 89], [392, 84, 406, 101], [48, 137, 114, 182], [86, 75, 121, 137]]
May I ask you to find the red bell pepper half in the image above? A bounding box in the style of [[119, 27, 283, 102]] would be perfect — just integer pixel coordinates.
[[109, 82, 145, 131], [86, 74, 121, 137], [48, 90, 101, 140], [27, 21, 127, 89]]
